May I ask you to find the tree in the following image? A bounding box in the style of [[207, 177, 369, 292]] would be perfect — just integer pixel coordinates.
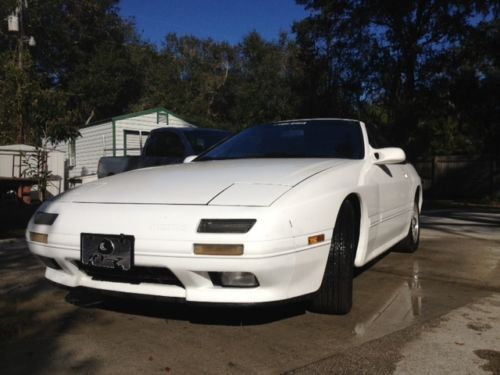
[[136, 31, 301, 131], [1, 0, 497, 159], [293, 1, 371, 118], [134, 34, 234, 127], [0, 0, 142, 145], [229, 32, 301, 128], [293, 0, 495, 157]]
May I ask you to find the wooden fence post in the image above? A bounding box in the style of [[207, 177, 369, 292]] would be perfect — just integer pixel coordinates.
[[431, 156, 436, 198], [490, 158, 495, 200]]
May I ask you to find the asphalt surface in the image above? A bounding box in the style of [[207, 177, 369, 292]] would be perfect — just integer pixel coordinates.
[[0, 208, 499, 374]]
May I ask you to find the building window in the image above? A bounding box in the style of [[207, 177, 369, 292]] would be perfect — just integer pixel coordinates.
[[157, 112, 169, 125]]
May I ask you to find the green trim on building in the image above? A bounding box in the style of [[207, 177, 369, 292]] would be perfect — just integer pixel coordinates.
[[82, 107, 188, 129], [112, 120, 116, 156], [123, 130, 127, 156], [112, 107, 182, 122]]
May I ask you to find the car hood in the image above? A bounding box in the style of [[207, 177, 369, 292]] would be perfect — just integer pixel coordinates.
[[61, 159, 355, 206]]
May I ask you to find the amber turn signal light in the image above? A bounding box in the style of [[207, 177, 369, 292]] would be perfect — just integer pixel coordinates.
[[194, 244, 244, 256], [29, 232, 48, 244], [308, 234, 325, 245]]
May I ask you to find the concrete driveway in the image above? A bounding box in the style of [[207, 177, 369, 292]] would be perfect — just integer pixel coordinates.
[[1, 208, 499, 374]]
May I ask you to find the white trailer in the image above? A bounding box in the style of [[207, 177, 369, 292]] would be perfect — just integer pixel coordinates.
[[0, 144, 65, 201], [51, 107, 194, 184]]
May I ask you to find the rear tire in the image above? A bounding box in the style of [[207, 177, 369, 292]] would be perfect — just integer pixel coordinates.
[[395, 202, 420, 253], [310, 200, 357, 314]]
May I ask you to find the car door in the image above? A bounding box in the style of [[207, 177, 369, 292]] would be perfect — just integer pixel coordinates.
[[364, 125, 412, 254]]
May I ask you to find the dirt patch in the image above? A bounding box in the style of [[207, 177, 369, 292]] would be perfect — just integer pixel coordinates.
[[467, 322, 493, 332], [474, 350, 500, 374]]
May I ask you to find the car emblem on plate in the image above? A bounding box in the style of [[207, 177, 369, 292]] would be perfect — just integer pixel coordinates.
[[98, 238, 115, 254]]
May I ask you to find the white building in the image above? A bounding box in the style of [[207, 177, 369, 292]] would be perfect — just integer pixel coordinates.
[[0, 144, 65, 199], [52, 107, 194, 182]]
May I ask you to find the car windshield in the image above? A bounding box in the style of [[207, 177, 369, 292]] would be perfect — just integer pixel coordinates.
[[196, 120, 364, 161], [185, 130, 232, 154]]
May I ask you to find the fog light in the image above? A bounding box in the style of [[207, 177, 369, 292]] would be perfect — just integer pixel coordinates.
[[29, 232, 48, 244], [210, 272, 259, 287]]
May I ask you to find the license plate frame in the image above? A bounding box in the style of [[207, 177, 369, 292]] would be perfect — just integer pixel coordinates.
[[80, 233, 134, 271]]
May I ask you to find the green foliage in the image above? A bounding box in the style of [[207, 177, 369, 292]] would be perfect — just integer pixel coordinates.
[[21, 148, 52, 201], [0, 0, 140, 144], [134, 32, 300, 131], [0, 0, 498, 158], [293, 0, 499, 157], [231, 32, 301, 128]]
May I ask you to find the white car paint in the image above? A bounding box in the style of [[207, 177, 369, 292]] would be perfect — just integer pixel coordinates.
[[26, 120, 422, 305]]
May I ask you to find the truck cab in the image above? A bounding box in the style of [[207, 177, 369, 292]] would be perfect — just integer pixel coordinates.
[[97, 127, 231, 178]]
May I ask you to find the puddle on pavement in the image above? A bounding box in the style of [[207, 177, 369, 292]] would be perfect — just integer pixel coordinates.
[[354, 261, 422, 337]]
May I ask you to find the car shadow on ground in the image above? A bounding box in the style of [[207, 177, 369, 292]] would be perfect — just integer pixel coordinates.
[[64, 240, 400, 326], [64, 251, 397, 326], [65, 287, 308, 326]]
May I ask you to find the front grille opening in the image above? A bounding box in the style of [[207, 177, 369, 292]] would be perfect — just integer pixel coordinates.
[[36, 255, 62, 270], [75, 262, 184, 287]]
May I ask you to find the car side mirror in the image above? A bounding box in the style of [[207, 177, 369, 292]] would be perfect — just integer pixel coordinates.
[[372, 147, 406, 165], [183, 155, 197, 163]]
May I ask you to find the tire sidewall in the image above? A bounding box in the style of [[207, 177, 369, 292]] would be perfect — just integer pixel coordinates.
[[310, 199, 356, 314]]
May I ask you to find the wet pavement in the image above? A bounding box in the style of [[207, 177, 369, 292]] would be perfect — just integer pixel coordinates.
[[0, 208, 499, 374]]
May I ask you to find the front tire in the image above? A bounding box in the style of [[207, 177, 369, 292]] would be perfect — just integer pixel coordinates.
[[310, 200, 357, 314]]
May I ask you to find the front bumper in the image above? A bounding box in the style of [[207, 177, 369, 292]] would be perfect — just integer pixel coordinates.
[[26, 201, 334, 304], [28, 240, 331, 303]]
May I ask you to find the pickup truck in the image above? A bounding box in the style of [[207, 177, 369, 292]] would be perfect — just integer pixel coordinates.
[[97, 127, 231, 178]]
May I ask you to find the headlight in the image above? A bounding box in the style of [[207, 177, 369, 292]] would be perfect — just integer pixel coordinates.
[[197, 219, 256, 233], [34, 212, 58, 225]]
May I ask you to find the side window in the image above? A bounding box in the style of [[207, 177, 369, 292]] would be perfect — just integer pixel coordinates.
[[365, 124, 390, 149], [144, 132, 185, 157]]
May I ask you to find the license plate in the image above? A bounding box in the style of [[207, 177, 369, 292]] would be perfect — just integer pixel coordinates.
[[81, 233, 134, 271]]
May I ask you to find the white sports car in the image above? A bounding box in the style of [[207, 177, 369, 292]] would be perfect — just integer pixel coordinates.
[[27, 119, 421, 314]]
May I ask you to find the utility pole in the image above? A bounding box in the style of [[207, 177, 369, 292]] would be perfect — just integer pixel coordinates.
[[7, 1, 35, 144], [17, 0, 24, 70], [16, 0, 25, 144]]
